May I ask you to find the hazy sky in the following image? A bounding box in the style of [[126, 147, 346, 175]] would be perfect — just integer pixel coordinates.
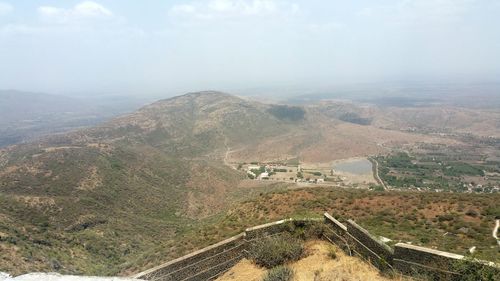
[[0, 0, 499, 95]]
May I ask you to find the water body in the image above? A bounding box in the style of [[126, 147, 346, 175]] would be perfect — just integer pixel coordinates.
[[333, 158, 373, 175]]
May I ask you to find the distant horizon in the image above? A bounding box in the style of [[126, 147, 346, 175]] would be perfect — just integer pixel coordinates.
[[2, 78, 500, 100], [1, 1, 500, 95]]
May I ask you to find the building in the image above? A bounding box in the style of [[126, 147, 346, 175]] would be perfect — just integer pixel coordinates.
[[259, 172, 269, 180], [248, 165, 261, 171]]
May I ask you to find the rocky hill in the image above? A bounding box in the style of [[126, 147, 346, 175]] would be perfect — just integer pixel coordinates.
[[0, 91, 305, 275], [0, 91, 496, 276]]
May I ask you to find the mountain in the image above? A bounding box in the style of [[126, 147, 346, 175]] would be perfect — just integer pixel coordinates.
[[2, 91, 494, 275], [0, 90, 147, 147], [0, 91, 307, 275]]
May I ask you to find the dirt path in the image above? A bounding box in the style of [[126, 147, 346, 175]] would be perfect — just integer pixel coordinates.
[[223, 135, 231, 167], [221, 133, 239, 170], [494, 219, 500, 247]]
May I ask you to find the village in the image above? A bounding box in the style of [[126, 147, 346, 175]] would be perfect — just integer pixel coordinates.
[[238, 158, 377, 188], [239, 157, 500, 194], [243, 163, 329, 184]]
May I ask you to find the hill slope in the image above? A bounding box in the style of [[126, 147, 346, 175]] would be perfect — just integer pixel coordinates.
[[0, 91, 479, 275], [0, 92, 302, 275]]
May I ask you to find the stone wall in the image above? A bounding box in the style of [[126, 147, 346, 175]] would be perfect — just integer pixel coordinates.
[[323, 213, 350, 252], [134, 219, 321, 281], [135, 214, 499, 281], [345, 219, 393, 271], [134, 233, 246, 281], [394, 243, 500, 280], [323, 213, 393, 271], [245, 219, 292, 241], [323, 212, 500, 280]]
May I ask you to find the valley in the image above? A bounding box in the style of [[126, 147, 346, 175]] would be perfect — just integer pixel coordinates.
[[0, 91, 499, 277], [0, 90, 151, 147], [2, 1, 500, 279]]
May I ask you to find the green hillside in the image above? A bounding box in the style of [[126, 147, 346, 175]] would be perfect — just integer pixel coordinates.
[[1, 91, 498, 276], [0, 92, 298, 275]]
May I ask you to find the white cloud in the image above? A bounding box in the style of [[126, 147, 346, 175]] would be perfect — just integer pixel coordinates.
[[38, 1, 113, 24], [396, 0, 472, 23], [0, 2, 13, 16], [359, 0, 474, 26], [73, 1, 112, 17], [169, 0, 299, 20]]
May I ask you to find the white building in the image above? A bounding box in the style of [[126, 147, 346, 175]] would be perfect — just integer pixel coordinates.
[[259, 172, 269, 180]]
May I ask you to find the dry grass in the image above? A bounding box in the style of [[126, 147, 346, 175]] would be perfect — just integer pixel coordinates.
[[218, 240, 410, 281], [216, 259, 266, 281]]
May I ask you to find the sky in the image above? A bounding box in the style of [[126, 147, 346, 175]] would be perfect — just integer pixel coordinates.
[[0, 0, 499, 96]]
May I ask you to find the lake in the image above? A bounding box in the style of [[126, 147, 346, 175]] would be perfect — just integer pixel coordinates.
[[333, 158, 373, 175]]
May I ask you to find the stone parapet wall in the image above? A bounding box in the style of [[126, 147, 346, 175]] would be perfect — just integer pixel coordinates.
[[345, 219, 393, 270], [134, 218, 321, 281], [245, 219, 291, 241], [324, 213, 347, 232], [323, 213, 351, 253], [135, 213, 499, 281], [346, 220, 393, 259], [134, 233, 246, 281], [394, 243, 464, 270], [393, 243, 500, 281], [323, 213, 499, 280], [323, 213, 393, 271]]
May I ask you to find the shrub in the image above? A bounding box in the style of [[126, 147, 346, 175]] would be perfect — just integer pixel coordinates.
[[453, 258, 500, 281], [327, 247, 337, 259], [287, 220, 327, 240], [249, 233, 304, 268], [263, 266, 294, 281], [437, 214, 455, 222], [419, 237, 430, 244], [465, 209, 478, 217]]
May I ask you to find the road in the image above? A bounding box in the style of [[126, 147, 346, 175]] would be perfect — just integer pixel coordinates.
[[494, 219, 500, 247], [370, 158, 388, 190]]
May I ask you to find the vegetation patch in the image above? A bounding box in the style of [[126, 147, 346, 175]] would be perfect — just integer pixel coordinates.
[[216, 187, 500, 263], [249, 233, 304, 268], [376, 149, 499, 192], [327, 246, 337, 260], [338, 112, 372, 125], [262, 266, 294, 281], [452, 257, 500, 281], [267, 105, 305, 121]]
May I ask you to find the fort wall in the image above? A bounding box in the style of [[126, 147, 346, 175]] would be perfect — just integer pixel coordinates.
[[134, 213, 499, 281]]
